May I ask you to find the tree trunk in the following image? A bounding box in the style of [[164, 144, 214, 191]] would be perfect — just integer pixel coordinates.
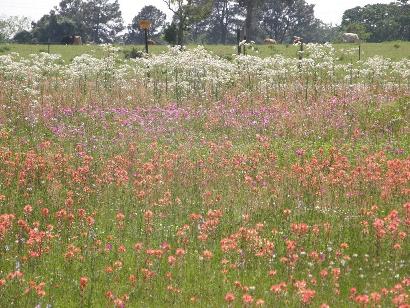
[[279, 19, 290, 43], [220, 1, 228, 44], [245, 1, 255, 42], [220, 26, 227, 44], [177, 17, 184, 46]]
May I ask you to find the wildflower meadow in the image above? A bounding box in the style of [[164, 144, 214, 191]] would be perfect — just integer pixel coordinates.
[[0, 44, 409, 307]]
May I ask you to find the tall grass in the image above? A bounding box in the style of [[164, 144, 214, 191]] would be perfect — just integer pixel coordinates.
[[0, 44, 409, 307]]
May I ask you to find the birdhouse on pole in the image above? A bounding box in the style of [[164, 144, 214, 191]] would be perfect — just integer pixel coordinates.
[[139, 20, 151, 30], [139, 20, 151, 53]]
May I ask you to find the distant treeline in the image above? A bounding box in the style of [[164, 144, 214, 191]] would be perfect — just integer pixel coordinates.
[[1, 0, 409, 45]]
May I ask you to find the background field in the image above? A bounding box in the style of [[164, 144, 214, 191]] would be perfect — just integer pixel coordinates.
[[1, 41, 410, 62]]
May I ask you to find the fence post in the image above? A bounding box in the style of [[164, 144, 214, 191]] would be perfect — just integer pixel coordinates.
[[298, 40, 303, 71], [144, 29, 149, 54], [47, 38, 51, 54], [237, 28, 241, 55], [243, 35, 247, 55], [139, 20, 151, 54], [358, 43, 361, 61]]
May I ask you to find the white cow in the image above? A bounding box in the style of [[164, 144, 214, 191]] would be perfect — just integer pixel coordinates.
[[264, 38, 277, 44], [342, 33, 360, 43]]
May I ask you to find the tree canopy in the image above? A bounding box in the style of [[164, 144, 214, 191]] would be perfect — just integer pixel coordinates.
[[19, 0, 124, 43], [125, 5, 166, 44], [342, 1, 410, 42], [0, 16, 31, 42], [7, 0, 410, 45], [259, 0, 318, 43]]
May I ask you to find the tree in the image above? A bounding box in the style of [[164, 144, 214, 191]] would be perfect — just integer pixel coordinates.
[[342, 2, 410, 42], [237, 0, 265, 42], [0, 16, 31, 42], [163, 0, 213, 45], [13, 30, 33, 43], [164, 22, 177, 44], [305, 22, 342, 43], [20, 0, 125, 43], [126, 5, 166, 44], [57, 0, 125, 42], [206, 0, 241, 44], [57, 0, 88, 38], [259, 0, 316, 43], [58, 0, 84, 16], [82, 0, 124, 43], [186, 15, 209, 43], [31, 10, 77, 42]]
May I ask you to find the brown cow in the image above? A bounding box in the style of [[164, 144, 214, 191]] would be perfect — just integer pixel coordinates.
[[293, 36, 303, 44], [264, 38, 276, 44], [73, 36, 82, 45]]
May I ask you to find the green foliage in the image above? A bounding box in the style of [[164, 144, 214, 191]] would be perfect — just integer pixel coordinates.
[[0, 16, 31, 42], [164, 23, 178, 45], [163, 0, 213, 45], [259, 0, 318, 43], [28, 0, 124, 43], [81, 0, 124, 43], [125, 5, 166, 44], [342, 2, 410, 42], [202, 0, 241, 44], [31, 11, 77, 43], [13, 30, 33, 43], [57, 0, 89, 39]]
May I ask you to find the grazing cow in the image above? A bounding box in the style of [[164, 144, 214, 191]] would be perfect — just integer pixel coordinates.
[[293, 36, 303, 44], [72, 36, 82, 45], [61, 35, 82, 45], [342, 33, 360, 43], [264, 38, 276, 44], [147, 39, 156, 45]]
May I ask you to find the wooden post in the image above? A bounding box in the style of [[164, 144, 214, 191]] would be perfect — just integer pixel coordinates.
[[243, 35, 247, 55], [47, 38, 50, 54], [237, 28, 241, 55], [139, 20, 151, 54], [144, 29, 149, 54], [298, 40, 303, 71], [358, 43, 361, 61]]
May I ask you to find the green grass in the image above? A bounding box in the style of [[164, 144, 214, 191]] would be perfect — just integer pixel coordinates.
[[1, 41, 409, 62]]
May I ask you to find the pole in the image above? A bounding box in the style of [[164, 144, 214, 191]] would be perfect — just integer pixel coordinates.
[[144, 29, 149, 54], [358, 43, 361, 61], [237, 28, 241, 55], [47, 38, 50, 54], [298, 40, 303, 71], [243, 35, 247, 55]]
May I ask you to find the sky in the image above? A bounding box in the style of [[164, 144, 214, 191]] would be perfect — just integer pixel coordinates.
[[1, 0, 395, 26]]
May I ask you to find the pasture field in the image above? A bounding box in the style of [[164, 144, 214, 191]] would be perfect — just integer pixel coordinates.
[[0, 44, 409, 307], [0, 41, 410, 62]]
